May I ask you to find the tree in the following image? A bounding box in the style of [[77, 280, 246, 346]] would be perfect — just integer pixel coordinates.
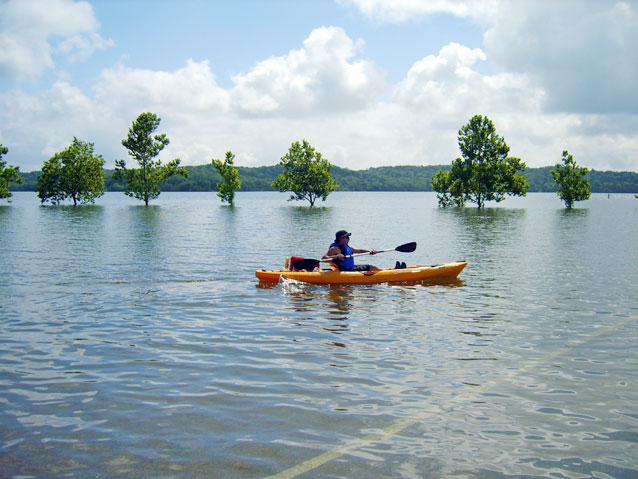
[[113, 112, 187, 206], [551, 150, 591, 208], [0, 144, 22, 201], [211, 151, 242, 205], [37, 157, 64, 205], [432, 115, 528, 208], [37, 137, 105, 205], [272, 139, 338, 207]]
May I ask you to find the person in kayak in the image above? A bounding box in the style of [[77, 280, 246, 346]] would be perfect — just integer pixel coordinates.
[[323, 230, 381, 272]]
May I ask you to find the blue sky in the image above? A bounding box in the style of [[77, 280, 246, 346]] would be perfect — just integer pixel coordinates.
[[1, 0, 637, 173], [82, 1, 487, 88]]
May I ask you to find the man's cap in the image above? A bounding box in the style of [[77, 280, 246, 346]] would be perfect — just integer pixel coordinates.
[[335, 230, 351, 241]]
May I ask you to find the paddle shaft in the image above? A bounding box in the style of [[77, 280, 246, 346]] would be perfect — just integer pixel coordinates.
[[288, 243, 417, 270], [292, 242, 416, 266], [321, 247, 393, 262], [324, 241, 416, 261]]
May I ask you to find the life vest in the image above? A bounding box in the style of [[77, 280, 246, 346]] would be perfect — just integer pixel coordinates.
[[330, 242, 354, 270]]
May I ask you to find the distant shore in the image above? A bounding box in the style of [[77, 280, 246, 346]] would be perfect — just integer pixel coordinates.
[[11, 164, 638, 194]]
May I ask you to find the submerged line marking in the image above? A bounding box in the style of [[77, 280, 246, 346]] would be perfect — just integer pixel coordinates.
[[263, 315, 636, 479]]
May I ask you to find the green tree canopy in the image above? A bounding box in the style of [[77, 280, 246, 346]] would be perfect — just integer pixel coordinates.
[[37, 137, 105, 205], [0, 144, 22, 200], [272, 139, 338, 207], [113, 112, 187, 205], [551, 150, 591, 208], [211, 151, 242, 205], [432, 115, 528, 208]]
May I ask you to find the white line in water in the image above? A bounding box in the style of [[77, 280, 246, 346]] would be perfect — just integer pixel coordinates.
[[263, 316, 636, 479]]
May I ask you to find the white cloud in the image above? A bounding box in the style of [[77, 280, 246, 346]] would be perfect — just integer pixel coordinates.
[[0, 0, 113, 80], [95, 60, 230, 117], [389, 42, 547, 156], [331, 0, 638, 171], [338, 0, 498, 23], [1, 27, 387, 169], [82, 60, 231, 166], [392, 43, 489, 113], [55, 33, 115, 63], [484, 0, 638, 114], [230, 26, 387, 116], [0, 81, 94, 159], [1, 24, 636, 173], [345, 0, 638, 116]]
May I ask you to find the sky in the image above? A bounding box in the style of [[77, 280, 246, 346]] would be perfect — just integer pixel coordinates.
[[1, 0, 637, 173]]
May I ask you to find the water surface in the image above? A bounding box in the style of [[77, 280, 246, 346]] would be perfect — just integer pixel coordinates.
[[1, 191, 636, 478]]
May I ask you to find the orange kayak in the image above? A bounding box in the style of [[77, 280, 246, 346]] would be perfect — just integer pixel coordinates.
[[255, 261, 467, 285]]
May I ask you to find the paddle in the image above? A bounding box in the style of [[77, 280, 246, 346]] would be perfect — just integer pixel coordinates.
[[352, 241, 417, 257], [291, 242, 417, 271]]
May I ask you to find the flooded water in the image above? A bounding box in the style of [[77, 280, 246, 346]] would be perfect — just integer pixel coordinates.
[[1, 191, 636, 478]]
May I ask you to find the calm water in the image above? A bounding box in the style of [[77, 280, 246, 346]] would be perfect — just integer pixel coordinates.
[[1, 191, 637, 479]]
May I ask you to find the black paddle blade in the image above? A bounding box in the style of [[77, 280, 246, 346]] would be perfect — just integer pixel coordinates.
[[395, 242, 417, 253]]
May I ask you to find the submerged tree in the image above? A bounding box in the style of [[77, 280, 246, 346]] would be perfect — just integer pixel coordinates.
[[37, 137, 105, 205], [432, 115, 528, 208], [114, 112, 187, 206], [0, 144, 22, 201], [551, 150, 591, 208], [212, 151, 242, 205], [272, 139, 338, 207], [37, 157, 64, 205]]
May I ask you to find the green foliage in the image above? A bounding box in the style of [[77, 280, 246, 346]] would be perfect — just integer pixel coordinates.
[[431, 168, 465, 207], [211, 151, 242, 205], [37, 157, 64, 204], [522, 166, 556, 192], [36, 137, 105, 206], [433, 115, 529, 208], [551, 150, 591, 208], [272, 139, 339, 206], [586, 169, 637, 194], [12, 163, 638, 195], [113, 112, 187, 205], [0, 144, 22, 200], [333, 165, 447, 191]]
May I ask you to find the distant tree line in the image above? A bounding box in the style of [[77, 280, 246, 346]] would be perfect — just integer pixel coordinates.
[[5, 112, 637, 207], [11, 163, 638, 194]]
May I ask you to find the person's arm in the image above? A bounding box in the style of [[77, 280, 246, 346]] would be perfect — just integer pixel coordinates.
[[322, 246, 344, 261]]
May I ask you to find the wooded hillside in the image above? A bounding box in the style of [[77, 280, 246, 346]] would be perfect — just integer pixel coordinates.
[[12, 164, 638, 193]]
